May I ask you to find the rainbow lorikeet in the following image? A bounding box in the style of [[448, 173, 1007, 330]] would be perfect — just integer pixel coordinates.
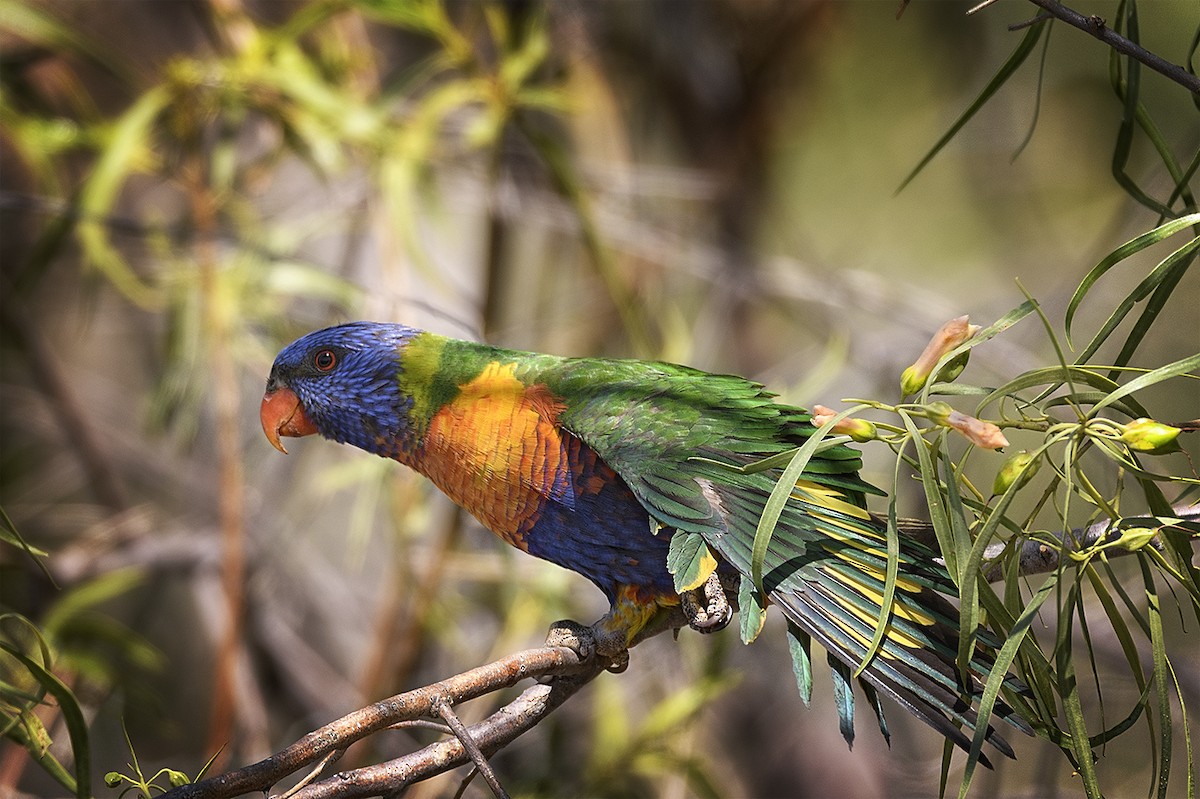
[[261, 322, 1029, 764]]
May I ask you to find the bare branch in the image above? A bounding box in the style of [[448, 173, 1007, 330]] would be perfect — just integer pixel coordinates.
[[1022, 0, 1200, 94], [160, 647, 604, 799]]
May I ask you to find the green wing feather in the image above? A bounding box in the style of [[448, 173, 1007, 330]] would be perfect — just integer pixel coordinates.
[[540, 356, 1029, 763]]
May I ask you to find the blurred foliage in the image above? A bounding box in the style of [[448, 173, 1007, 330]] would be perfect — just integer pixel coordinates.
[[0, 0, 1197, 797]]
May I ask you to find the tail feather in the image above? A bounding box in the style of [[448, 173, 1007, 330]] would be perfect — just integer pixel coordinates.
[[694, 466, 1030, 763]]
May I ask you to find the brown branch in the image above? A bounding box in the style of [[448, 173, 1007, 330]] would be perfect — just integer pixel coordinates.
[[1020, 0, 1200, 94], [895, 504, 1200, 581], [160, 646, 607, 799]]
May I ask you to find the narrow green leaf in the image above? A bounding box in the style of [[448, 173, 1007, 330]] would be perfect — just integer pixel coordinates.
[[0, 645, 90, 799], [738, 575, 768, 645], [750, 411, 841, 592], [1140, 557, 1173, 799], [1064, 213, 1200, 344], [852, 458, 903, 679], [1091, 352, 1200, 416], [897, 410, 959, 584], [1056, 585, 1102, 797], [898, 23, 1044, 193], [959, 573, 1059, 799], [1072, 234, 1200, 366], [1108, 248, 1197, 374]]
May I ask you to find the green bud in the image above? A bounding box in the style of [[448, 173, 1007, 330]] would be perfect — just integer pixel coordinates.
[[900, 365, 926, 397], [843, 417, 878, 443], [925, 401, 954, 425], [1115, 527, 1157, 552], [1120, 418, 1182, 453], [166, 770, 191, 788], [105, 772, 126, 788], [992, 450, 1040, 495]]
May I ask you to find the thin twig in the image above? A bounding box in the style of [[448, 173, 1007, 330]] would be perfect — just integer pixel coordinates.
[[1009, 12, 1053, 32], [433, 698, 510, 799], [1021, 0, 1200, 94], [275, 750, 345, 799]]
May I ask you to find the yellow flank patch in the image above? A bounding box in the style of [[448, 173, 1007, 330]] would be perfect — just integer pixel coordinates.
[[825, 559, 926, 609], [822, 566, 935, 626], [818, 524, 891, 563], [597, 584, 672, 647], [827, 615, 896, 659], [678, 545, 719, 592], [793, 480, 872, 521], [835, 597, 924, 650], [418, 361, 569, 547]]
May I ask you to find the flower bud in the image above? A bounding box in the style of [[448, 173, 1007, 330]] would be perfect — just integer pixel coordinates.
[[1120, 418, 1181, 453], [811, 404, 837, 427], [105, 773, 125, 788], [899, 365, 926, 398], [167, 770, 191, 788], [900, 315, 981, 396], [928, 402, 1009, 450], [811, 404, 877, 442], [992, 450, 1040, 495]]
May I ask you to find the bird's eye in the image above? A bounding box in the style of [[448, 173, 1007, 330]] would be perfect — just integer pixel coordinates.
[[313, 349, 337, 372]]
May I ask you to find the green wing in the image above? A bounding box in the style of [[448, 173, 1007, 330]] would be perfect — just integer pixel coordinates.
[[544, 356, 1028, 764]]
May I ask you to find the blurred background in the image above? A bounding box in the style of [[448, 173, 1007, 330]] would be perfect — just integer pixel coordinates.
[[1, 1, 1197, 797]]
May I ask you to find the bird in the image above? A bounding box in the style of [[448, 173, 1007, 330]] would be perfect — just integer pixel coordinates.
[[261, 321, 1030, 765]]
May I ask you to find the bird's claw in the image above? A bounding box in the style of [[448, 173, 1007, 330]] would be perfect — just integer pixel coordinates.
[[680, 571, 732, 633], [546, 619, 595, 660], [545, 619, 629, 673]]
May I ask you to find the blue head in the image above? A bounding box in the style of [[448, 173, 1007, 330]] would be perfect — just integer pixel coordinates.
[[262, 322, 419, 458]]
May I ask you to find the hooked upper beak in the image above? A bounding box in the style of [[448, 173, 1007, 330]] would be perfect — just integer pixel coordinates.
[[260, 386, 317, 454]]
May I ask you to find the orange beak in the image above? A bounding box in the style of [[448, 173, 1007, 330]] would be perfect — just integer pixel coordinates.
[[260, 387, 317, 454]]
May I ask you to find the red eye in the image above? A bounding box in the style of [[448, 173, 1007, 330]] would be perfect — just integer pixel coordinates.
[[313, 349, 337, 371]]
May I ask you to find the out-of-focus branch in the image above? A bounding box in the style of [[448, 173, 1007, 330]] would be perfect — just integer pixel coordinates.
[[894, 504, 1200, 581], [1012, 0, 1200, 94], [160, 646, 609, 799], [0, 276, 130, 513]]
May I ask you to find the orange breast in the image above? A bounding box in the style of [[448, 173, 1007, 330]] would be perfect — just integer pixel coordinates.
[[414, 361, 570, 549]]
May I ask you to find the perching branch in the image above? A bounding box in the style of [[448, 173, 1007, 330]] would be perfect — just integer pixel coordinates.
[[159, 646, 609, 799], [1013, 0, 1200, 94]]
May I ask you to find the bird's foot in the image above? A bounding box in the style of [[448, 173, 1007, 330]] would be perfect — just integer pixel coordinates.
[[680, 571, 732, 634], [545, 619, 628, 673]]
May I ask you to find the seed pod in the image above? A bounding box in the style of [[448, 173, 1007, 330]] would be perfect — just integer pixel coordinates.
[[1115, 527, 1157, 552], [992, 450, 1040, 495], [1120, 418, 1182, 453]]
